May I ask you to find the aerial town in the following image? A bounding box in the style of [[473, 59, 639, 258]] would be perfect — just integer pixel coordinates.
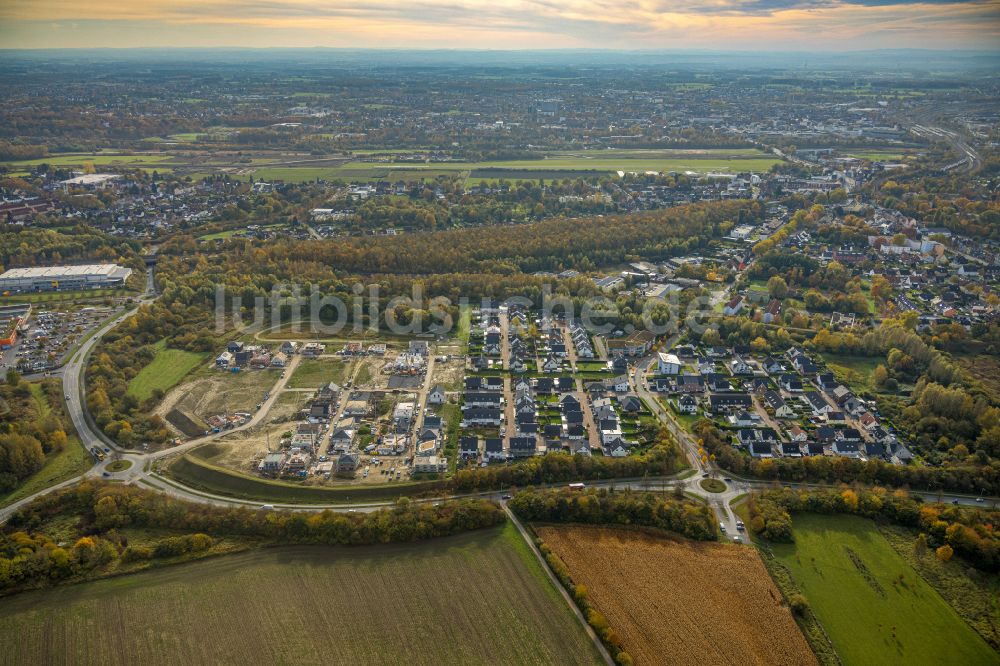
[[0, 44, 998, 666]]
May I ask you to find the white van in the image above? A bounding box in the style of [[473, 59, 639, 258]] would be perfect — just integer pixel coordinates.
[[719, 522, 727, 534]]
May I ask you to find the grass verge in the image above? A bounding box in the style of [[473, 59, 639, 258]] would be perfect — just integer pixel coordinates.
[[126, 339, 206, 402]]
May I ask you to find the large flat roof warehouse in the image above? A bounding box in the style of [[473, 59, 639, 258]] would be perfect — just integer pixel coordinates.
[[0, 264, 132, 293]]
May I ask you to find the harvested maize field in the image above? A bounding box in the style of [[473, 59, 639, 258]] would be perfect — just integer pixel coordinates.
[[535, 525, 817, 666]]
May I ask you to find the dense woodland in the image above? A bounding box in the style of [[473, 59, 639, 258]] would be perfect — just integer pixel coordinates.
[[875, 165, 1000, 240], [0, 225, 143, 274], [0, 376, 72, 492]]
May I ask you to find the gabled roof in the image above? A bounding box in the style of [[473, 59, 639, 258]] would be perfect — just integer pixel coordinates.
[[484, 437, 503, 452]]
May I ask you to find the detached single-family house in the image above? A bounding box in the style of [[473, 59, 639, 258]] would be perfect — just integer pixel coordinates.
[[428, 385, 447, 405], [560, 393, 581, 411], [542, 355, 562, 373], [723, 295, 745, 316], [787, 426, 808, 442], [791, 353, 817, 375], [329, 427, 355, 450], [603, 438, 630, 458], [780, 375, 804, 392], [677, 395, 698, 414], [619, 395, 643, 414], [804, 392, 832, 415], [761, 357, 784, 375], [336, 452, 360, 473], [763, 390, 794, 418], [815, 373, 838, 392], [865, 441, 887, 458], [859, 411, 879, 430], [728, 356, 753, 376]]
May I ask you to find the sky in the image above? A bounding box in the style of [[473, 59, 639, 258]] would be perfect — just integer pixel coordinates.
[[0, 0, 998, 51]]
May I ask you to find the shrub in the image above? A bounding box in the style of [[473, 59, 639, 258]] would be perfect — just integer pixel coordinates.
[[789, 593, 810, 616], [122, 545, 153, 562]]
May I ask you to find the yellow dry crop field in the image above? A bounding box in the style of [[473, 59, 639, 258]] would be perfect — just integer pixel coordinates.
[[535, 525, 817, 666]]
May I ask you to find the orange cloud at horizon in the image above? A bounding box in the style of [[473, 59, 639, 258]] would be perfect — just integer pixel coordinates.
[[0, 0, 997, 50]]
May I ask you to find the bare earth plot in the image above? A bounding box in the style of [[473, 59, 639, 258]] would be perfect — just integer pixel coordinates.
[[0, 525, 601, 666], [156, 366, 281, 431], [536, 525, 817, 666]]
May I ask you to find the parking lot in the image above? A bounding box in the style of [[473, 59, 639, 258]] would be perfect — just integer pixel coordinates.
[[6, 306, 116, 376]]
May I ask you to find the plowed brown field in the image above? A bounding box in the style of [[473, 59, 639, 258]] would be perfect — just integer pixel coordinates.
[[535, 525, 817, 666]]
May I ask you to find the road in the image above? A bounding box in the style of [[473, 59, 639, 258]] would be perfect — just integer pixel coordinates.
[[4, 266, 1000, 531]]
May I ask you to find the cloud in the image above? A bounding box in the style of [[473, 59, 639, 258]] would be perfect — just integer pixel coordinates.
[[0, 0, 997, 50]]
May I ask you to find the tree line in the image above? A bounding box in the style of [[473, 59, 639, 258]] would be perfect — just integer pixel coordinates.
[[509, 487, 716, 542], [1, 481, 506, 594], [448, 431, 683, 493], [692, 420, 1000, 496], [746, 486, 1000, 572]]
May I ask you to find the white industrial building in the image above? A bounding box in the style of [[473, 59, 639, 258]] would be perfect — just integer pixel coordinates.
[[59, 174, 122, 189], [0, 264, 132, 293]]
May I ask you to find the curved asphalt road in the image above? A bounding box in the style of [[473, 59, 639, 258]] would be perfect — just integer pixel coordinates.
[[3, 286, 999, 525]]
